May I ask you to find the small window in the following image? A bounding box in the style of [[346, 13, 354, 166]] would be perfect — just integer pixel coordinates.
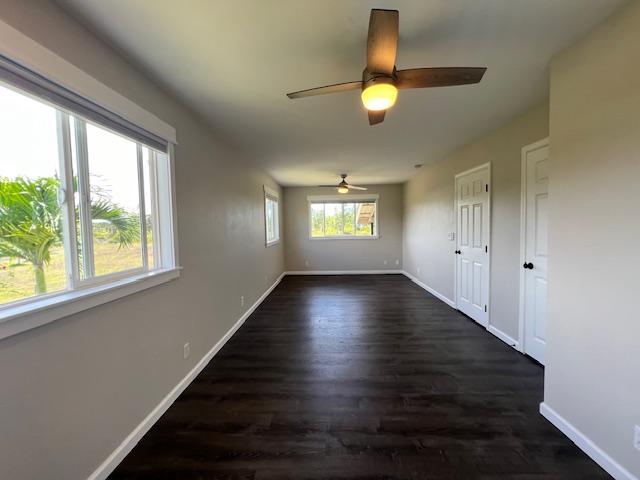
[[308, 195, 378, 239], [264, 186, 279, 246], [0, 80, 175, 308]]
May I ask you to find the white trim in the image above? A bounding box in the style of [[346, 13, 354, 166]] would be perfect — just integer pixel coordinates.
[[518, 137, 550, 354], [453, 162, 492, 327], [306, 193, 379, 202], [0, 268, 181, 340], [286, 270, 402, 275], [402, 271, 456, 308], [87, 272, 285, 480], [487, 325, 520, 350], [0, 19, 176, 144], [309, 235, 379, 241], [540, 403, 638, 480]]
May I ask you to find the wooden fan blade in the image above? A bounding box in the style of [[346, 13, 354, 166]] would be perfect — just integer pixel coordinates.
[[348, 185, 367, 191], [368, 110, 385, 125], [396, 67, 487, 89], [287, 81, 362, 99], [367, 9, 399, 75]]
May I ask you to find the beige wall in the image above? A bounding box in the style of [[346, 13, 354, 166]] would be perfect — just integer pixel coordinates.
[[403, 104, 549, 340], [283, 185, 403, 272], [0, 1, 284, 479], [544, 1, 640, 476]]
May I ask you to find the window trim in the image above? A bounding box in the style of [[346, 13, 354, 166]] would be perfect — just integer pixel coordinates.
[[0, 29, 180, 339], [307, 194, 380, 240], [264, 185, 280, 247]]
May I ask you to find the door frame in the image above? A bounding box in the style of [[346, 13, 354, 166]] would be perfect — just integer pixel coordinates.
[[518, 137, 550, 353], [453, 162, 492, 327]]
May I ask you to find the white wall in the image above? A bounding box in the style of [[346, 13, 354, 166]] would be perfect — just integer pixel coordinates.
[[283, 184, 403, 272], [0, 1, 284, 479], [403, 104, 549, 340], [544, 1, 640, 476]]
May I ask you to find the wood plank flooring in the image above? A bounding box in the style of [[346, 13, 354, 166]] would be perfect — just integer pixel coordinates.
[[109, 274, 610, 479]]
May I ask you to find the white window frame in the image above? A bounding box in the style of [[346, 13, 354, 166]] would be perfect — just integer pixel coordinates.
[[264, 186, 280, 247], [307, 194, 380, 240], [0, 26, 179, 340]]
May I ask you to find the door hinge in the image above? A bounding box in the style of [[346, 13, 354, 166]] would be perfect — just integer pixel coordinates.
[[485, 184, 489, 192], [484, 305, 487, 312]]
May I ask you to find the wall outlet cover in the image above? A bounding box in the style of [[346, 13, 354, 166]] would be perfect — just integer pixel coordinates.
[[183, 342, 190, 360], [634, 425, 640, 451]]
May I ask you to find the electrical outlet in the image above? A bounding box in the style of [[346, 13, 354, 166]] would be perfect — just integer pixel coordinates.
[[395, 259, 400, 266], [240, 295, 245, 307], [264, 275, 268, 284], [305, 260, 309, 267], [383, 260, 388, 266], [634, 425, 640, 451], [183, 342, 190, 360], [417, 267, 421, 276]]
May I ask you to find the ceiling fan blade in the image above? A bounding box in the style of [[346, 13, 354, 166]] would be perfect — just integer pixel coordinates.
[[396, 67, 487, 89], [317, 185, 338, 187], [368, 110, 385, 125], [367, 9, 399, 75], [347, 185, 367, 191], [287, 81, 362, 99]]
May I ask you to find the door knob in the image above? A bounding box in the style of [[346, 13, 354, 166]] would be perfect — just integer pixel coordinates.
[[455, 250, 461, 255], [523, 262, 534, 269]]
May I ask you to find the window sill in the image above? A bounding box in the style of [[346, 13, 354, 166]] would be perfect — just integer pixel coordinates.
[[266, 239, 280, 247], [309, 235, 380, 241], [0, 267, 181, 340]]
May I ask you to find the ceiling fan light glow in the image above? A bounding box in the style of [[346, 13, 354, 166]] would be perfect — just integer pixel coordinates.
[[338, 186, 349, 194], [361, 83, 398, 111]]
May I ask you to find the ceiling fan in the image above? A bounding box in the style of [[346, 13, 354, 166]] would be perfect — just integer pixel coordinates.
[[319, 174, 367, 194], [286, 9, 487, 126]]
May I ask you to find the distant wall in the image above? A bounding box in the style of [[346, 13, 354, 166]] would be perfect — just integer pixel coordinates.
[[283, 184, 403, 272]]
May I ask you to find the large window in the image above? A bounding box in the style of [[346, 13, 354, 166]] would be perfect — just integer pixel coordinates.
[[0, 80, 175, 308], [309, 195, 378, 239], [264, 186, 279, 246]]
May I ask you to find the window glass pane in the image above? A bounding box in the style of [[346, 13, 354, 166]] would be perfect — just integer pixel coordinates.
[[265, 196, 277, 243], [343, 203, 355, 235], [142, 148, 155, 268], [0, 84, 67, 304], [311, 203, 324, 237], [85, 123, 142, 277], [324, 203, 342, 236], [356, 202, 376, 236]]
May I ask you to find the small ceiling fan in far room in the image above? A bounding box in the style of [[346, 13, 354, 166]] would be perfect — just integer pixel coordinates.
[[286, 8, 487, 125], [318, 174, 367, 193]]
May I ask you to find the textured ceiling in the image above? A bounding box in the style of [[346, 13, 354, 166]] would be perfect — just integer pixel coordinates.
[[57, 0, 627, 186]]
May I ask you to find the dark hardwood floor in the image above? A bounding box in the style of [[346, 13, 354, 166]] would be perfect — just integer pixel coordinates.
[[109, 275, 609, 479]]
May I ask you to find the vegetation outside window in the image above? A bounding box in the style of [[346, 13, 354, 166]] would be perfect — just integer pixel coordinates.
[[0, 81, 174, 308]]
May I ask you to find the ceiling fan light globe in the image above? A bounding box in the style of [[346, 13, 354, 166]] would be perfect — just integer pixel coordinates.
[[361, 83, 398, 111], [338, 186, 349, 194]]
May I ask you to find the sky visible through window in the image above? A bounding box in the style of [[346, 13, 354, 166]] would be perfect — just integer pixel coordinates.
[[0, 84, 140, 211]]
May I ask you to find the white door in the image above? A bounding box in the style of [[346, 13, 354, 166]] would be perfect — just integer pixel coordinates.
[[455, 165, 490, 327], [521, 140, 549, 364]]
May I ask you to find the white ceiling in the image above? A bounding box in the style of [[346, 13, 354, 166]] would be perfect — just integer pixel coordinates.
[[56, 0, 626, 186]]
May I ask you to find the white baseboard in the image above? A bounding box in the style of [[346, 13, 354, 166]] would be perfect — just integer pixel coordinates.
[[540, 403, 638, 480], [401, 271, 456, 308], [285, 270, 403, 275], [87, 272, 286, 480], [487, 325, 520, 351]]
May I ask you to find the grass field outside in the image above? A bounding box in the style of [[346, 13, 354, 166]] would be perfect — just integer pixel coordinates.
[[0, 242, 144, 305]]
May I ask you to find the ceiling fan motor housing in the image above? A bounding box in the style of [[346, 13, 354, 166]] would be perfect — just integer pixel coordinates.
[[362, 68, 397, 90]]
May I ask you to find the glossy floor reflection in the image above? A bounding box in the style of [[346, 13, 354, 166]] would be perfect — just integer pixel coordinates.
[[109, 275, 610, 479]]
